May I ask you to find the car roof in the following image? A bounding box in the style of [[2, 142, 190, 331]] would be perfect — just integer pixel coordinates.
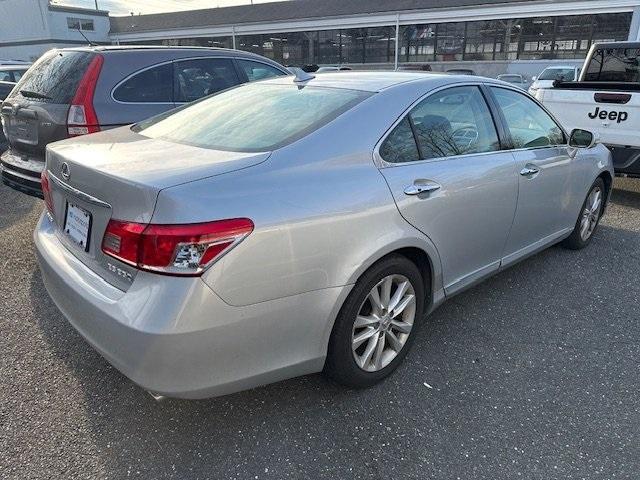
[[0, 65, 29, 69], [263, 71, 492, 92], [56, 45, 287, 67]]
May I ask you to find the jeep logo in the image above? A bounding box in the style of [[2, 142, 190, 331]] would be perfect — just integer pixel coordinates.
[[588, 107, 628, 123]]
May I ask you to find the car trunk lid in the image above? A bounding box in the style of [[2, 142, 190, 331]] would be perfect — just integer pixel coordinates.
[[44, 127, 270, 291]]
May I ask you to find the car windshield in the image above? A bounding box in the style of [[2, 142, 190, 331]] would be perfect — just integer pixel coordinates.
[[134, 83, 371, 152], [538, 68, 575, 81], [499, 75, 522, 82], [583, 47, 640, 82]]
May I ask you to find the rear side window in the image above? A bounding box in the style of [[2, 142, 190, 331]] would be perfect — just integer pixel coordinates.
[[0, 71, 11, 82], [491, 87, 565, 149], [113, 63, 173, 103], [134, 83, 371, 152], [380, 118, 419, 163], [584, 47, 640, 82], [8, 50, 94, 103], [237, 59, 285, 82], [174, 58, 240, 103]]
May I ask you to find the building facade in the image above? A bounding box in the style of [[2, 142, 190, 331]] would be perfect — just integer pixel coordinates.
[[110, 0, 640, 77], [0, 0, 109, 62]]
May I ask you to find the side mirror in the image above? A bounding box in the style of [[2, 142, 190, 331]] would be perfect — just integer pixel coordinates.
[[569, 129, 597, 149], [532, 76, 537, 82]]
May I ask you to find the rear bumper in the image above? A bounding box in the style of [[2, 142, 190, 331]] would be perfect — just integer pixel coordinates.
[[35, 212, 342, 399], [0, 149, 43, 197], [606, 145, 640, 177]]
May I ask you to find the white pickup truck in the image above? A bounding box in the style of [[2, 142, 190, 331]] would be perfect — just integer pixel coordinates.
[[536, 42, 640, 177]]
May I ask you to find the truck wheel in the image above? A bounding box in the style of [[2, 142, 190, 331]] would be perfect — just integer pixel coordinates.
[[562, 177, 605, 250]]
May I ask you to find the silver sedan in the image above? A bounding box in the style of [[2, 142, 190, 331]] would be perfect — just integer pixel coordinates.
[[35, 72, 613, 399]]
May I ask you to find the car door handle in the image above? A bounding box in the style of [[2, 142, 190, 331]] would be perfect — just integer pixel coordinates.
[[404, 181, 441, 196], [520, 165, 540, 177]]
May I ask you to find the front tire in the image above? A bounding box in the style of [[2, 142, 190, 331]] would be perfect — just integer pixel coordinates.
[[562, 177, 605, 250], [324, 255, 425, 388]]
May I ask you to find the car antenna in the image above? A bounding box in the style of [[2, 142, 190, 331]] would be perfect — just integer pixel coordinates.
[[293, 69, 315, 87], [76, 27, 96, 47]]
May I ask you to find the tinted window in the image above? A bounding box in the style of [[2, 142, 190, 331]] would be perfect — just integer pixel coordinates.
[[114, 63, 173, 103], [0, 71, 11, 82], [174, 58, 240, 103], [408, 86, 499, 159], [12, 70, 24, 82], [134, 83, 370, 152], [8, 50, 94, 104], [237, 59, 285, 81], [491, 87, 565, 148], [0, 83, 14, 101], [584, 48, 640, 82], [380, 118, 419, 163]]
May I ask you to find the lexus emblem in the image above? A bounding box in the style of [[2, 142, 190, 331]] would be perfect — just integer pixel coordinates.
[[60, 162, 70, 181]]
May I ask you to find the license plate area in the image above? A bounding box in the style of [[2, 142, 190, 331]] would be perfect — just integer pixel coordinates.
[[64, 202, 92, 252]]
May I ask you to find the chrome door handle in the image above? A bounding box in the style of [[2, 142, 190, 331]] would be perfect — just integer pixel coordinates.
[[404, 182, 441, 196], [520, 165, 540, 177]]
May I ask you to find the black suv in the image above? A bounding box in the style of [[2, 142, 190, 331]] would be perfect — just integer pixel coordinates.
[[0, 46, 289, 197]]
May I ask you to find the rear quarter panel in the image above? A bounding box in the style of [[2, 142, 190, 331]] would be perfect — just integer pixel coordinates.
[[151, 84, 445, 307]]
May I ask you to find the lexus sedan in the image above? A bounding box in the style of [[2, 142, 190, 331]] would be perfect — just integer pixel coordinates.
[[35, 72, 613, 399]]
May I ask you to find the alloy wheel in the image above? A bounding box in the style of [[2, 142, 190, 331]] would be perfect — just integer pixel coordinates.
[[351, 274, 416, 372], [580, 185, 602, 241]]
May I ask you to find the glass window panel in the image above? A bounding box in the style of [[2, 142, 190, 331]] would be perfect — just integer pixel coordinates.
[[134, 84, 372, 152], [174, 58, 240, 103], [409, 86, 500, 159], [465, 20, 503, 60], [436, 22, 465, 61], [591, 13, 633, 43], [365, 27, 395, 64], [518, 17, 556, 60], [491, 87, 565, 148], [317, 29, 341, 65], [113, 63, 173, 103], [380, 118, 420, 163], [554, 15, 591, 59], [400, 24, 436, 63]]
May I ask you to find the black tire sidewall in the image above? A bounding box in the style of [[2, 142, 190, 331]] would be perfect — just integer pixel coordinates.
[[563, 177, 606, 250], [325, 255, 425, 388]]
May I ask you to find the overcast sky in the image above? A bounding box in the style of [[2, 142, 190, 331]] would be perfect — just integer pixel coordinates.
[[54, 0, 285, 16]]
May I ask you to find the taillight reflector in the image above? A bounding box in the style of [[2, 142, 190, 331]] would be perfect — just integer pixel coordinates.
[[67, 54, 103, 137], [41, 170, 54, 215], [102, 218, 254, 276]]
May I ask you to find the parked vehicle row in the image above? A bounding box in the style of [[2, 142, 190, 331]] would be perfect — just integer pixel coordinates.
[[0, 46, 289, 197], [33, 68, 611, 399]]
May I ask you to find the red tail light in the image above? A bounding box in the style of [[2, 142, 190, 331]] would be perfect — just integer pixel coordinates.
[[102, 218, 254, 276], [41, 170, 54, 215], [67, 54, 104, 137]]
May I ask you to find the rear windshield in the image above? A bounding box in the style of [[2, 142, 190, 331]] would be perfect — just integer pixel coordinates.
[[538, 68, 576, 81], [499, 75, 522, 82], [8, 50, 95, 104], [133, 83, 371, 152], [584, 47, 640, 82]]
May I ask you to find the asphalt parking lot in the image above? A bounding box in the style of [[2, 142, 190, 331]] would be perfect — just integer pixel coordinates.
[[1, 178, 639, 480]]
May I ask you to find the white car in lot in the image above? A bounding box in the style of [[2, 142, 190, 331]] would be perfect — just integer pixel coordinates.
[[529, 65, 580, 98]]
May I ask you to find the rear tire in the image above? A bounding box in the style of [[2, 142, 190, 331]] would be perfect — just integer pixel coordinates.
[[324, 255, 425, 388], [562, 177, 605, 250]]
